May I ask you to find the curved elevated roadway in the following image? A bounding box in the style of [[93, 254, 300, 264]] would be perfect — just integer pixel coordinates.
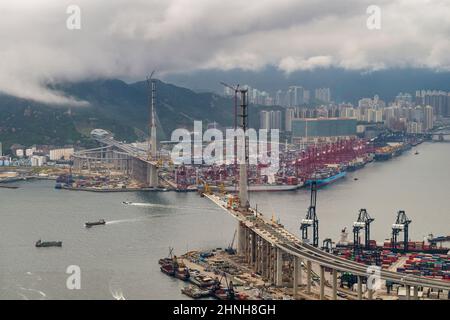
[[206, 193, 450, 292]]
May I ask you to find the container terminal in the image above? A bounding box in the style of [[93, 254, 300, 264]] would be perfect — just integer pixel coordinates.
[[157, 90, 449, 301], [33, 73, 426, 193], [158, 182, 449, 301]]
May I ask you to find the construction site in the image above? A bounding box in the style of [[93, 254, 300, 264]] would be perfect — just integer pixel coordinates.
[[157, 89, 450, 301]]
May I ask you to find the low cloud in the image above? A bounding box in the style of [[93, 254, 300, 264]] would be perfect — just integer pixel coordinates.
[[278, 56, 333, 73], [0, 0, 449, 104]]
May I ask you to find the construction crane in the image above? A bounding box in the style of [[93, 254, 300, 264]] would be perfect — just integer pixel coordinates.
[[391, 210, 412, 253], [225, 229, 237, 255], [300, 181, 319, 247], [352, 208, 375, 253]]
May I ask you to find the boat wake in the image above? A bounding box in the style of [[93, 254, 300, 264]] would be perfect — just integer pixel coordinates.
[[109, 281, 126, 300], [110, 289, 126, 300], [18, 286, 47, 300], [106, 218, 144, 225]]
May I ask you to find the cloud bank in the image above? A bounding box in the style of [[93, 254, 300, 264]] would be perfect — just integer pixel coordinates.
[[0, 0, 449, 105]]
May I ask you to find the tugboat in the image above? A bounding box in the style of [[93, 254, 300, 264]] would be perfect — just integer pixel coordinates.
[[85, 219, 106, 228], [35, 239, 62, 248]]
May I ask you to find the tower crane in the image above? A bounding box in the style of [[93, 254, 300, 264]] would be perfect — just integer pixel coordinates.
[[352, 208, 375, 253], [300, 181, 319, 247], [391, 210, 412, 253]]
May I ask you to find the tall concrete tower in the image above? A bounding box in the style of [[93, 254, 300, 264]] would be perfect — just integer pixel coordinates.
[[150, 79, 157, 158], [238, 89, 249, 210], [147, 72, 158, 160]]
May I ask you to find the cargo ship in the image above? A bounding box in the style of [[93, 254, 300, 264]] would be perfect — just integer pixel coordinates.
[[374, 147, 394, 161], [305, 170, 346, 187], [85, 219, 106, 228], [224, 183, 301, 192], [181, 285, 211, 299], [374, 143, 407, 161], [159, 255, 190, 281], [35, 240, 62, 248], [346, 158, 367, 172]]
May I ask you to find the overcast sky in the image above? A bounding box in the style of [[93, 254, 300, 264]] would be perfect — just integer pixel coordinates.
[[0, 0, 449, 105]]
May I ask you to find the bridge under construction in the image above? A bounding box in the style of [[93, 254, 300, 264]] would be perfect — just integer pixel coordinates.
[[203, 192, 450, 300], [72, 74, 161, 188], [198, 89, 450, 300]]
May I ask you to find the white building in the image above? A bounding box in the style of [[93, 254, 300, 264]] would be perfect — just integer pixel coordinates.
[[260, 110, 281, 130], [424, 105, 434, 131], [31, 155, 47, 167], [285, 108, 296, 132], [25, 147, 37, 157], [49, 148, 74, 161], [406, 121, 423, 134], [315, 88, 331, 103], [260, 111, 271, 130]]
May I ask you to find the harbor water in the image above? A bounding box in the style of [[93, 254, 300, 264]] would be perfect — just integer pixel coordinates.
[[0, 142, 449, 299]]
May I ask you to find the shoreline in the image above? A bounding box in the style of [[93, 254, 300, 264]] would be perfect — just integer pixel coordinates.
[[59, 185, 172, 193]]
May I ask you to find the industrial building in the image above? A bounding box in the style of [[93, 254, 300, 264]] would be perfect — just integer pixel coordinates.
[[49, 148, 74, 161], [291, 118, 357, 144]]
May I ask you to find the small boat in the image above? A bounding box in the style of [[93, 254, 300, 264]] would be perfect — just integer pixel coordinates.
[[159, 257, 173, 265], [85, 219, 106, 228], [181, 285, 210, 299], [353, 178, 359, 181], [415, 150, 419, 155], [174, 267, 190, 281], [213, 288, 235, 300], [35, 240, 62, 248], [0, 185, 19, 189], [122, 201, 132, 205], [160, 264, 175, 276], [189, 274, 217, 288]]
